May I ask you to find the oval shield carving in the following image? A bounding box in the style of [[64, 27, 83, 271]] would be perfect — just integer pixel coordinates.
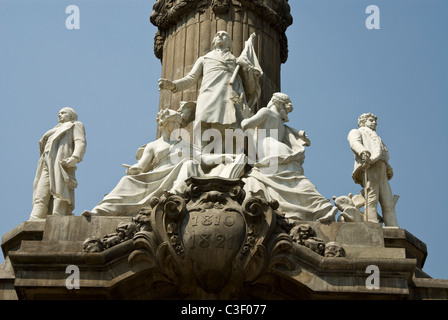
[[180, 208, 246, 291]]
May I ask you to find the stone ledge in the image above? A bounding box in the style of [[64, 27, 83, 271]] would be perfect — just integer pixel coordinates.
[[410, 278, 448, 300], [383, 227, 428, 269], [1, 216, 445, 299], [9, 239, 134, 266], [304, 221, 385, 247], [1, 220, 45, 257]]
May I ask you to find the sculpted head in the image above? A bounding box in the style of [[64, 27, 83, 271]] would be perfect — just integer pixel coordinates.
[[156, 108, 182, 131], [269, 92, 293, 122], [82, 237, 103, 253], [212, 31, 232, 51], [58, 107, 78, 123], [358, 113, 377, 131], [324, 241, 346, 257], [290, 223, 315, 245]]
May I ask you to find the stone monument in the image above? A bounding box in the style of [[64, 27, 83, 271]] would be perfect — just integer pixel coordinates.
[[1, 0, 447, 300]]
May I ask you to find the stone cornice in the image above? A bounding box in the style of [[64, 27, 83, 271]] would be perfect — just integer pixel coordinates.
[[150, 0, 292, 33], [150, 0, 293, 62]]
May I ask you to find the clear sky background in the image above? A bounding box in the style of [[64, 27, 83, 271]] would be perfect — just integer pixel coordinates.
[[1, 0, 447, 280]]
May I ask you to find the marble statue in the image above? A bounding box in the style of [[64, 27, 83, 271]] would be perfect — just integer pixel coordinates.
[[158, 31, 262, 146], [324, 241, 346, 257], [289, 224, 345, 257], [347, 113, 399, 226], [82, 109, 202, 216], [29, 107, 86, 220], [241, 93, 338, 223], [332, 193, 365, 223], [290, 224, 317, 245]]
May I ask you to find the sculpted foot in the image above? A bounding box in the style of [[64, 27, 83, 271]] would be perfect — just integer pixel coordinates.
[[82, 210, 93, 217], [317, 209, 337, 224]]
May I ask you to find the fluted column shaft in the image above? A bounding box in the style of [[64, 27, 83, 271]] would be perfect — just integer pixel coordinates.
[[151, 0, 292, 132]]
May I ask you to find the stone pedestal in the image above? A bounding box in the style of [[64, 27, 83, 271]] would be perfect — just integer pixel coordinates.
[[2, 213, 447, 300]]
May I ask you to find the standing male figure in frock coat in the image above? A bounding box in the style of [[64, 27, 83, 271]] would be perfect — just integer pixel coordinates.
[[347, 113, 399, 226], [29, 107, 86, 220]]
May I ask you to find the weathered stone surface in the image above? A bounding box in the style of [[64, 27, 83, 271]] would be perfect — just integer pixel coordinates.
[[0, 257, 17, 300], [1, 209, 446, 299], [1, 220, 45, 256], [410, 278, 448, 300]]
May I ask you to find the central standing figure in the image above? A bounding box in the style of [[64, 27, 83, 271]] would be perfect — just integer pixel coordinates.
[[158, 31, 262, 149]]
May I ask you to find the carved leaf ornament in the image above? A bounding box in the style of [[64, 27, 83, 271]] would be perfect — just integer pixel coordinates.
[[84, 177, 345, 296]]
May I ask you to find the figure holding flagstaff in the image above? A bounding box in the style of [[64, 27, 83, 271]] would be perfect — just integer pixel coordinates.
[[347, 113, 399, 226], [158, 31, 262, 143]]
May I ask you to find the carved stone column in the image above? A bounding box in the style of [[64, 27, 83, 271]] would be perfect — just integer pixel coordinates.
[[150, 0, 292, 117]]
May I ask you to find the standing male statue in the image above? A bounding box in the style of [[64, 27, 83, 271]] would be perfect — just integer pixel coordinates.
[[158, 31, 262, 146], [347, 113, 399, 226], [29, 107, 86, 220]]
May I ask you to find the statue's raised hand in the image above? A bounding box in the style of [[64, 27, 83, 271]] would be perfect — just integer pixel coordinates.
[[158, 78, 176, 91]]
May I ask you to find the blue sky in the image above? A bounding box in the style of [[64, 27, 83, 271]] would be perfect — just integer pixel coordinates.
[[1, 0, 447, 280]]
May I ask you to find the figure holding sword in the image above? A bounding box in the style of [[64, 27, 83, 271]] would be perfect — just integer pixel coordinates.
[[347, 113, 399, 227]]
